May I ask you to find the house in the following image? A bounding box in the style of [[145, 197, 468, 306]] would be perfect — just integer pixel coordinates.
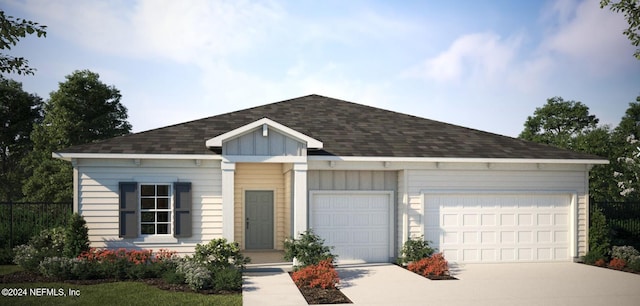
[[54, 94, 608, 264]]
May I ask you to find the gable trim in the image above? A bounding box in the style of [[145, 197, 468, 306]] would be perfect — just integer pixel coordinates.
[[205, 118, 323, 149]]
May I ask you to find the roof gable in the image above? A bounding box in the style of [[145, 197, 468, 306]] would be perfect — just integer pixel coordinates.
[[56, 94, 607, 161], [206, 118, 323, 149]]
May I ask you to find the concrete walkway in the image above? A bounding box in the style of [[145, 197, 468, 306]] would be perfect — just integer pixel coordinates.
[[243, 262, 640, 306]]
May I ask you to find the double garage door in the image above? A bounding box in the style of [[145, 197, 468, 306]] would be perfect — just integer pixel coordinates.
[[425, 193, 573, 263], [310, 192, 393, 263]]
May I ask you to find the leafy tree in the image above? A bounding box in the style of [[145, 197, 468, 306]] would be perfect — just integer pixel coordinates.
[[0, 10, 47, 75], [23, 70, 132, 202], [519, 97, 599, 149], [612, 97, 640, 200], [0, 76, 42, 201], [601, 0, 640, 59]]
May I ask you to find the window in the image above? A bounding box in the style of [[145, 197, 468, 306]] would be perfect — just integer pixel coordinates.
[[140, 184, 171, 235], [119, 181, 191, 239]]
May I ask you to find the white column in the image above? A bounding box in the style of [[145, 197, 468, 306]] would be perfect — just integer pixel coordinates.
[[292, 163, 308, 236], [221, 161, 235, 241]]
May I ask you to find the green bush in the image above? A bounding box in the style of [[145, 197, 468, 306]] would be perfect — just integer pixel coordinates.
[[13, 244, 42, 271], [611, 245, 640, 263], [212, 268, 242, 292], [0, 247, 14, 265], [284, 229, 335, 268], [583, 249, 607, 265], [192, 238, 250, 270], [177, 260, 212, 291], [628, 257, 640, 272], [397, 236, 436, 266], [589, 208, 611, 256], [162, 268, 186, 284], [38, 257, 81, 279], [63, 213, 90, 258]]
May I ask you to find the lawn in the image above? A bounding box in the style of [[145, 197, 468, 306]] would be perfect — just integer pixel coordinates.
[[0, 266, 242, 306]]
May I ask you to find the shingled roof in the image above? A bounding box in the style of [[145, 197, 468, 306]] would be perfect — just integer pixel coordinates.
[[58, 94, 604, 160]]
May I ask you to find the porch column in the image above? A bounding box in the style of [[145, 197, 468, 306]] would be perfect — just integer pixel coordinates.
[[292, 163, 308, 235], [221, 161, 235, 241]]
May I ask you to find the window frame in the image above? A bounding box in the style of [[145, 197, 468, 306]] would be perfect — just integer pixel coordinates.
[[138, 183, 173, 237]]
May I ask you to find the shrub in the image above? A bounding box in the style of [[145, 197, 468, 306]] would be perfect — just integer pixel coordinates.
[[212, 268, 242, 292], [408, 253, 449, 277], [583, 249, 608, 265], [611, 245, 640, 263], [595, 258, 606, 267], [63, 213, 90, 258], [177, 260, 212, 291], [162, 269, 186, 284], [397, 236, 436, 266], [0, 247, 14, 265], [13, 244, 43, 272], [76, 248, 177, 280], [192, 238, 250, 271], [589, 208, 611, 257], [284, 229, 335, 268], [13, 227, 66, 271], [628, 257, 640, 272], [38, 257, 81, 279], [608, 258, 626, 270], [291, 259, 339, 289]]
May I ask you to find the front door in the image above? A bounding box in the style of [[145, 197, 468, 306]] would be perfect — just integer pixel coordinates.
[[245, 191, 274, 249]]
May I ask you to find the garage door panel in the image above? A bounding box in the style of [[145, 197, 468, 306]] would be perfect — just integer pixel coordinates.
[[311, 192, 392, 263], [426, 194, 572, 263]]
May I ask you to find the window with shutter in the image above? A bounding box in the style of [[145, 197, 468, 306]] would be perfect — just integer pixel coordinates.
[[119, 181, 192, 238]]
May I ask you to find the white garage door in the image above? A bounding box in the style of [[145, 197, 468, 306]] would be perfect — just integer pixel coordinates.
[[424, 193, 572, 263], [310, 192, 393, 263]]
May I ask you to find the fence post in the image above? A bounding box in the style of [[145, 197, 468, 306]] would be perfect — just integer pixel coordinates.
[[9, 201, 13, 249]]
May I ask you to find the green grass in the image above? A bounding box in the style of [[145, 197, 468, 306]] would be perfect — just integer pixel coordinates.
[[0, 266, 241, 306], [0, 265, 22, 275]]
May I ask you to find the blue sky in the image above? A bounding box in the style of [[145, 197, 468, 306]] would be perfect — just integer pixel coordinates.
[[3, 0, 639, 137]]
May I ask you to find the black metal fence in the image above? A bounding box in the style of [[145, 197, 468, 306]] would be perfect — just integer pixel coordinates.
[[0, 202, 73, 249], [591, 201, 640, 248]]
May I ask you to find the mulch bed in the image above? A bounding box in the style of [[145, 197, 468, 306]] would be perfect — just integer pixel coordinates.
[[0, 271, 239, 295], [298, 286, 352, 304], [424, 274, 457, 280]]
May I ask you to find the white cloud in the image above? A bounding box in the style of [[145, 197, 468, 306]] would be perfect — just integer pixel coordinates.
[[16, 0, 283, 63], [405, 32, 521, 85], [540, 0, 634, 75]]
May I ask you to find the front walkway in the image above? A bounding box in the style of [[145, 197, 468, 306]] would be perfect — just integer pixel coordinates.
[[243, 262, 640, 306]]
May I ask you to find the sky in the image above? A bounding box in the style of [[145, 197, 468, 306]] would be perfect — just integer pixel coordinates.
[[3, 0, 639, 137]]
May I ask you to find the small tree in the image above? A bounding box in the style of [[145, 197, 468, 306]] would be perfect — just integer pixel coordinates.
[[586, 207, 611, 264], [63, 213, 90, 258]]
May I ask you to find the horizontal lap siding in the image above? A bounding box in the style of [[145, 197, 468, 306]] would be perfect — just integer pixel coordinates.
[[77, 159, 222, 256], [405, 169, 589, 256], [234, 163, 286, 250]]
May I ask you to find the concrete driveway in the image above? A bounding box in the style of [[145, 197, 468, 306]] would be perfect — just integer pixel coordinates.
[[243, 262, 640, 306]]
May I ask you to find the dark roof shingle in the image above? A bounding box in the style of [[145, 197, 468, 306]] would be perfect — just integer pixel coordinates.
[[58, 94, 604, 160]]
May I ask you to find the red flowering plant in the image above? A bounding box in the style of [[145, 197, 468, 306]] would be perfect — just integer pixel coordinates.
[[77, 248, 178, 280], [608, 258, 626, 270], [407, 253, 450, 277], [291, 259, 340, 289]]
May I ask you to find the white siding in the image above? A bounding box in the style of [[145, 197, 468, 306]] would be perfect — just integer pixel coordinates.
[[76, 158, 223, 256], [402, 168, 589, 257]]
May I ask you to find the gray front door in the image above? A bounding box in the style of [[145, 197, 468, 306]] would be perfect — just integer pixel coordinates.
[[245, 191, 274, 249]]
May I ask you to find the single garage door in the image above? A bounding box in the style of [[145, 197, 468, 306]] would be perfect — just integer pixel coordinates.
[[424, 193, 572, 263], [310, 192, 393, 263]]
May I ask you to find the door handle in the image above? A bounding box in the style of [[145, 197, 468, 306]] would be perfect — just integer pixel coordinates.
[[246, 217, 249, 230]]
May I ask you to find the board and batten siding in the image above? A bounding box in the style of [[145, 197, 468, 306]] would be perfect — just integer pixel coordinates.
[[223, 127, 306, 156], [76, 159, 222, 256], [234, 163, 287, 250], [403, 167, 589, 256]]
